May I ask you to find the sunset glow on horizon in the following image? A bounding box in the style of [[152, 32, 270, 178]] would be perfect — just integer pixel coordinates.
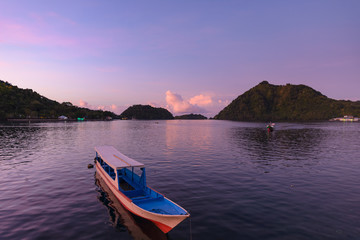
[[1, 0, 359, 117]]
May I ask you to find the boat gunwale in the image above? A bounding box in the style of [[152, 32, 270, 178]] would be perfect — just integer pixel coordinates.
[[95, 160, 190, 218], [96, 161, 132, 203], [131, 200, 190, 218]]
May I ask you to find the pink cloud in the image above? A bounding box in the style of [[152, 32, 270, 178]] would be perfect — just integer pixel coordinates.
[[165, 91, 233, 117], [110, 104, 117, 111], [166, 91, 205, 114], [0, 19, 77, 47], [189, 94, 212, 106], [0, 15, 136, 61], [147, 102, 157, 107], [79, 100, 92, 108], [97, 104, 120, 113], [78, 100, 121, 114]]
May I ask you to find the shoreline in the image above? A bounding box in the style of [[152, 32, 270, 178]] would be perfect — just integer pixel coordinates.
[[5, 118, 115, 123]]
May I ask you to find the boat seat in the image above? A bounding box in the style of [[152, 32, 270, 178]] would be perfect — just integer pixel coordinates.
[[122, 177, 142, 190], [132, 195, 151, 201], [132, 196, 164, 204], [124, 189, 144, 198]]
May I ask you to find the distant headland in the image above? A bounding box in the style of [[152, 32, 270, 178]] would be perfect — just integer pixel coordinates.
[[1, 80, 359, 122], [174, 114, 207, 120], [0, 80, 177, 121], [214, 81, 360, 121], [0, 80, 118, 121]]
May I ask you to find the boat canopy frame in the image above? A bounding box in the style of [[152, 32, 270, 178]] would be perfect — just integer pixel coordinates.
[[95, 146, 144, 170], [95, 145, 147, 189]]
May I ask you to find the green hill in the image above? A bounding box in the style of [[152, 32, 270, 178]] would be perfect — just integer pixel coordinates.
[[0, 80, 118, 121], [214, 81, 360, 121], [120, 105, 174, 120], [174, 114, 207, 119]]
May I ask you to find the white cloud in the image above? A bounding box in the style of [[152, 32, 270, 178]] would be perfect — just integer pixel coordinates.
[[110, 104, 117, 111], [147, 102, 160, 108], [79, 100, 91, 108]]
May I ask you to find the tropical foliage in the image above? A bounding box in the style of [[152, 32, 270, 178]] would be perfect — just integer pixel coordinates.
[[0, 80, 117, 120], [174, 114, 207, 119], [214, 81, 360, 121], [120, 105, 174, 120]]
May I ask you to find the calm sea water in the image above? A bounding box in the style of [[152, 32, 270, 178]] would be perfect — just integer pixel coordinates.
[[0, 120, 359, 240]]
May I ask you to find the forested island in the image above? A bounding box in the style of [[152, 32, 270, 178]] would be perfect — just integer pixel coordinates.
[[120, 105, 174, 120], [0, 80, 177, 121], [2, 80, 359, 122], [215, 81, 360, 121], [174, 114, 207, 119], [0, 80, 117, 121]]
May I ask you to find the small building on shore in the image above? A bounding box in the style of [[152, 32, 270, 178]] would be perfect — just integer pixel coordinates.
[[58, 115, 68, 120], [330, 115, 359, 122]]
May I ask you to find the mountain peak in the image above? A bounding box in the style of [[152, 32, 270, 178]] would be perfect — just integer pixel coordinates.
[[259, 80, 270, 85], [214, 82, 360, 121]]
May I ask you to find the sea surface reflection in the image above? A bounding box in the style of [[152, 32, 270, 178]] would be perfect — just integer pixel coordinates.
[[0, 120, 359, 239], [230, 126, 327, 170]]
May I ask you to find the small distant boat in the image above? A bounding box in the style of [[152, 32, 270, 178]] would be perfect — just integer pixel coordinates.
[[330, 115, 359, 122], [266, 122, 275, 132], [94, 146, 190, 233]]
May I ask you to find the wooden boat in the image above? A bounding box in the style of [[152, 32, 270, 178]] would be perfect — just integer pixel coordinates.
[[94, 146, 190, 233], [95, 172, 167, 240]]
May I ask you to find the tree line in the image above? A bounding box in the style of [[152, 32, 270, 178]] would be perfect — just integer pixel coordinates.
[[215, 81, 360, 121], [0, 80, 117, 121]]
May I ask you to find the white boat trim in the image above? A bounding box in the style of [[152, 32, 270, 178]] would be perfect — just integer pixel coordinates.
[[94, 146, 189, 233]]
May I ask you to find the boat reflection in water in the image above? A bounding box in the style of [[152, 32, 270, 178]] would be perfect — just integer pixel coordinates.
[[95, 172, 167, 240]]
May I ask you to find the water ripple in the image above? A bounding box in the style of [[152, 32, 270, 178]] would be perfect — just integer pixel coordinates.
[[1, 121, 360, 239]]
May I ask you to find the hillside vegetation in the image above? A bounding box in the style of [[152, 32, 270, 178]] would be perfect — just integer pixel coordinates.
[[120, 105, 174, 120], [0, 80, 117, 120], [174, 114, 207, 119], [214, 81, 360, 121]]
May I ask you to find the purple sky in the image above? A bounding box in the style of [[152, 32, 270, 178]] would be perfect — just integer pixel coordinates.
[[1, 0, 359, 117]]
